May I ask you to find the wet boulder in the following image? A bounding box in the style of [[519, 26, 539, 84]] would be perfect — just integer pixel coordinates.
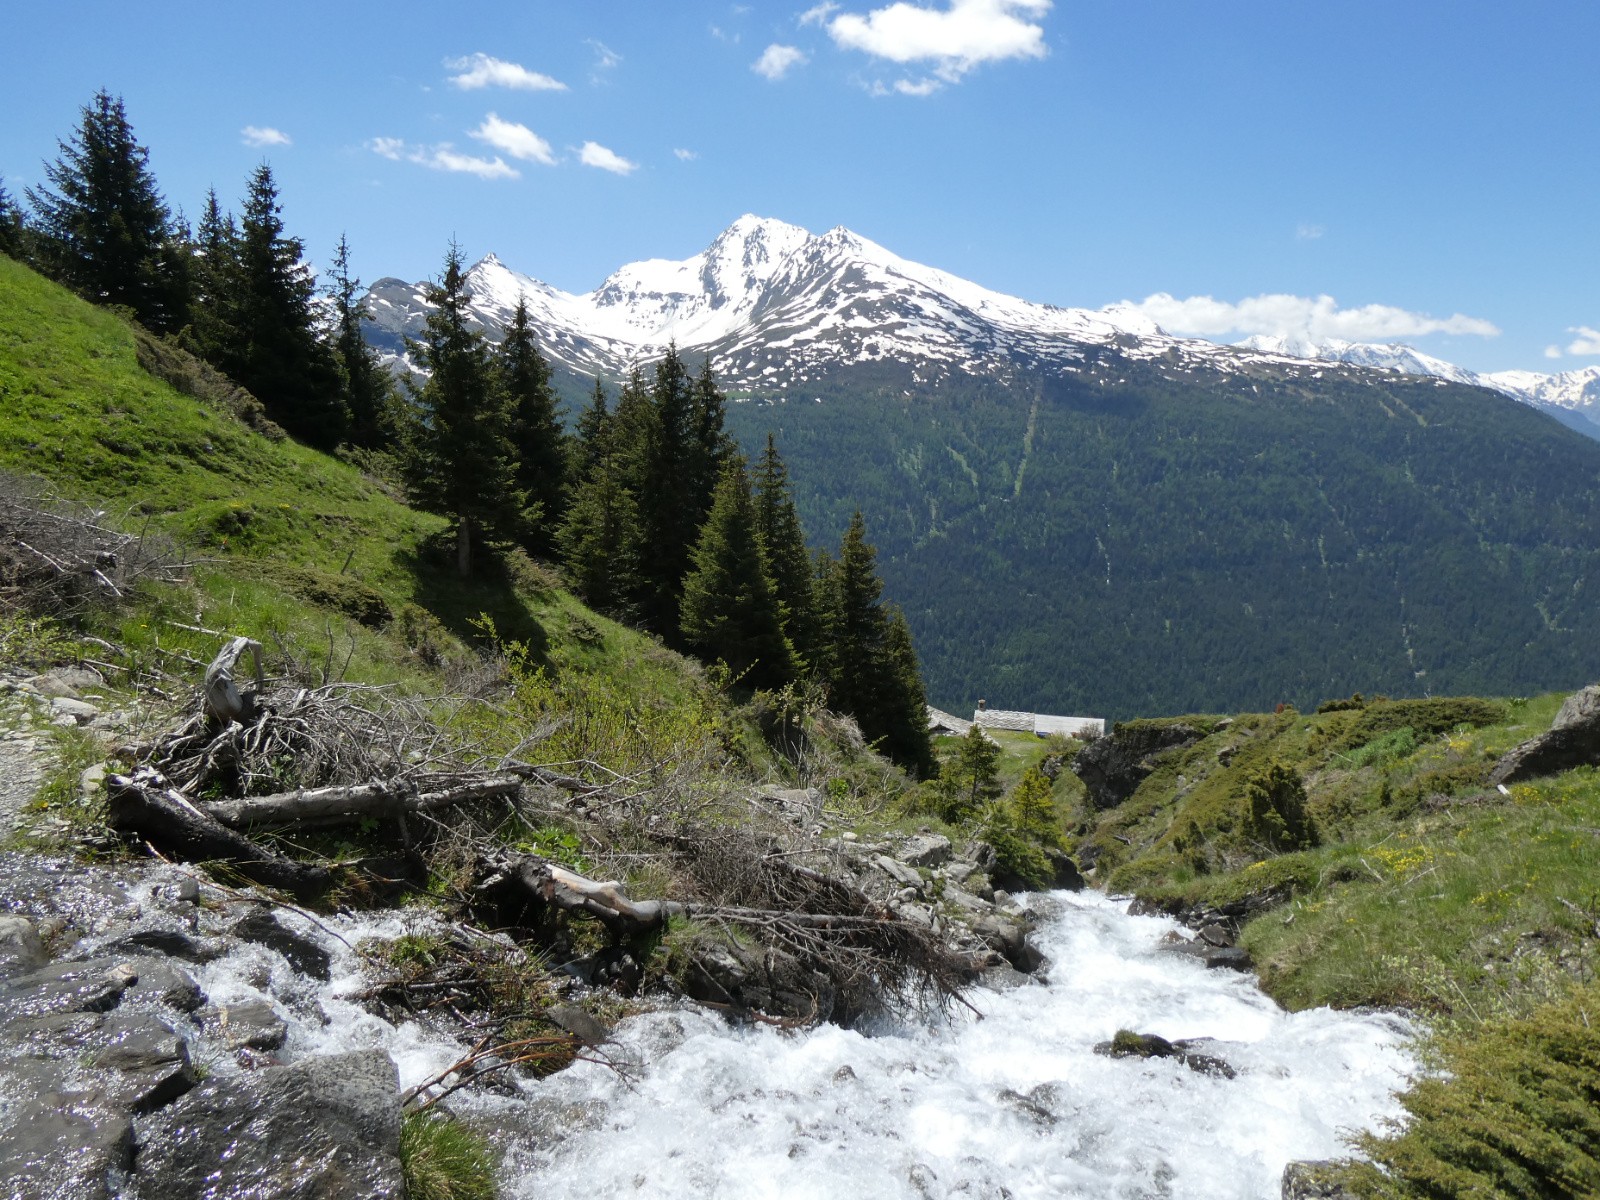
[[135, 1049, 405, 1200], [230, 907, 333, 981], [1094, 1029, 1237, 1079]]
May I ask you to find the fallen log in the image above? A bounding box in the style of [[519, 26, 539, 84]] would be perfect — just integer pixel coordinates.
[[106, 766, 331, 898], [476, 852, 675, 937], [201, 772, 524, 831]]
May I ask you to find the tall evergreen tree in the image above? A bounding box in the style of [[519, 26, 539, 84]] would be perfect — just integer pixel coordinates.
[[680, 458, 796, 691], [632, 344, 700, 634], [570, 379, 611, 480], [233, 164, 346, 449], [181, 187, 242, 370], [753, 434, 823, 674], [496, 298, 567, 554], [325, 234, 395, 451], [936, 724, 1003, 822], [406, 242, 518, 577], [558, 389, 642, 617], [27, 91, 186, 332], [824, 511, 934, 775], [0, 176, 24, 259]]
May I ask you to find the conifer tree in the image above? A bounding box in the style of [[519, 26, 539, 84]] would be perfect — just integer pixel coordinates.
[[570, 379, 611, 480], [936, 725, 1003, 822], [406, 242, 518, 577], [325, 234, 395, 451], [233, 165, 346, 448], [753, 434, 823, 673], [824, 511, 934, 774], [27, 91, 186, 332], [632, 345, 700, 634], [182, 188, 242, 370], [0, 176, 24, 258], [558, 393, 642, 617], [680, 458, 796, 691], [497, 298, 567, 554], [1008, 765, 1062, 847]]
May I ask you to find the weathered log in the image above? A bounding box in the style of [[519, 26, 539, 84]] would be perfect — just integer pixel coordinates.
[[107, 766, 331, 897], [476, 852, 673, 936], [201, 772, 523, 831], [203, 636, 264, 724]]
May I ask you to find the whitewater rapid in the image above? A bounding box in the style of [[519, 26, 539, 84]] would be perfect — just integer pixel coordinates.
[[196, 892, 1418, 1200]]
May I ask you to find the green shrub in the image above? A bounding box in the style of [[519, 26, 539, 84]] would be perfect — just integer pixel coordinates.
[[1242, 763, 1317, 851], [278, 565, 392, 628], [1345, 698, 1507, 748], [400, 1111, 498, 1200], [1345, 985, 1600, 1199], [1340, 726, 1418, 770]]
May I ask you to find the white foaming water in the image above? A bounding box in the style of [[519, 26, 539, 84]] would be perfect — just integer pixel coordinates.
[[192, 893, 1416, 1200]]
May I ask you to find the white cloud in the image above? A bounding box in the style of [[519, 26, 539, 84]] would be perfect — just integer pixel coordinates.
[[1565, 325, 1600, 356], [579, 141, 637, 175], [1296, 222, 1325, 241], [674, 147, 699, 161], [587, 39, 621, 70], [445, 53, 567, 92], [470, 114, 556, 165], [799, 1, 840, 25], [894, 77, 941, 96], [367, 137, 518, 180], [1546, 344, 1565, 359], [754, 43, 808, 80], [827, 0, 1049, 87], [241, 125, 291, 148], [1111, 292, 1501, 344]]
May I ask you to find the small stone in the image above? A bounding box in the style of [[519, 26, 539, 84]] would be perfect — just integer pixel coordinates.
[[79, 763, 108, 797], [0, 915, 48, 977], [841, 831, 858, 842], [201, 1001, 288, 1052], [49, 697, 99, 722], [546, 1003, 611, 1046]]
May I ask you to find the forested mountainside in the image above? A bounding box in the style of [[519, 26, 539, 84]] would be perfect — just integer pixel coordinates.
[[722, 353, 1600, 719]]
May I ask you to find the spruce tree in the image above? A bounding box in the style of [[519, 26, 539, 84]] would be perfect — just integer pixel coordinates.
[[406, 242, 519, 577], [325, 234, 395, 451], [1008, 765, 1062, 847], [182, 188, 242, 370], [936, 725, 1003, 822], [234, 165, 346, 448], [558, 400, 642, 617], [570, 379, 611, 480], [27, 91, 186, 332], [0, 176, 24, 259], [496, 298, 567, 554], [680, 458, 796, 691], [633, 344, 700, 634], [753, 434, 823, 674], [825, 512, 934, 775]]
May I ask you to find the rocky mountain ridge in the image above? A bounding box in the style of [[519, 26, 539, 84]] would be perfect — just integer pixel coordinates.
[[363, 216, 1598, 434]]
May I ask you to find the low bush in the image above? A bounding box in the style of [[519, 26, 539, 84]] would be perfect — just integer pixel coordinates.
[[400, 1111, 499, 1200]]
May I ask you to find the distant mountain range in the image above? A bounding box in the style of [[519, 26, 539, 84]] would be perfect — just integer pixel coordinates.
[[361, 219, 1600, 718], [362, 214, 1600, 437]]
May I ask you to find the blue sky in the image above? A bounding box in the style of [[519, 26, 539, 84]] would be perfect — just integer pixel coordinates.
[[3, 1, 1596, 375]]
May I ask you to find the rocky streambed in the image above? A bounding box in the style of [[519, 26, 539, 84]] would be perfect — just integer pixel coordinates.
[[0, 848, 1416, 1200]]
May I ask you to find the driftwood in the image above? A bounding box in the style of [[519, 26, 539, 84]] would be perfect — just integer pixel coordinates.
[[203, 636, 265, 724], [202, 772, 524, 831], [477, 851, 675, 936], [106, 766, 331, 898]]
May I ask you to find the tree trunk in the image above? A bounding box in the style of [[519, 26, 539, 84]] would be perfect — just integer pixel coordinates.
[[202, 772, 523, 830], [107, 766, 331, 897], [456, 513, 472, 577]]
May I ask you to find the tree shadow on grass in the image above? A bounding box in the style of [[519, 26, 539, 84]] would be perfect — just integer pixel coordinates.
[[398, 529, 551, 668]]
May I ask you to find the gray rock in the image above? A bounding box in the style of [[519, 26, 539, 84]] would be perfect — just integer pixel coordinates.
[[28, 666, 103, 698], [0, 1085, 133, 1200], [112, 955, 205, 1012], [230, 908, 333, 981], [48, 696, 99, 722], [873, 854, 922, 888], [899, 833, 953, 868], [98, 927, 218, 963], [546, 1003, 611, 1046], [0, 958, 138, 1016], [1074, 721, 1206, 810], [0, 914, 48, 976], [201, 1000, 289, 1051], [1491, 683, 1600, 784], [87, 1012, 196, 1112], [134, 1049, 405, 1200], [1164, 939, 1254, 972]]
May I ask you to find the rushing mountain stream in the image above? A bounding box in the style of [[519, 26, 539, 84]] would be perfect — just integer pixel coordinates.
[[277, 891, 1416, 1200]]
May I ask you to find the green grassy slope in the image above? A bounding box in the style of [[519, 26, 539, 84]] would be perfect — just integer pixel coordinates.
[[1074, 692, 1600, 1196], [0, 254, 699, 707]]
